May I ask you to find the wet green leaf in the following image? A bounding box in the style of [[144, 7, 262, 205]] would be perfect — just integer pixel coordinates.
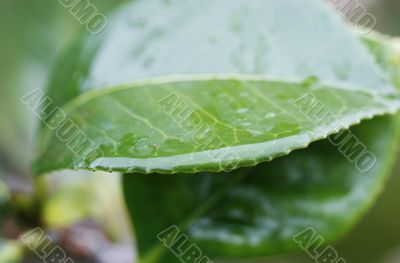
[[34, 0, 399, 175], [32, 0, 400, 262]]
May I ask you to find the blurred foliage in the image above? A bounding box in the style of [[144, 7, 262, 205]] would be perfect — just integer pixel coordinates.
[[0, 239, 24, 263], [0, 1, 132, 262], [370, 0, 400, 35]]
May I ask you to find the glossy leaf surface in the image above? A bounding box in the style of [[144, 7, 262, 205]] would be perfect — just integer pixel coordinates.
[[34, 0, 399, 174]]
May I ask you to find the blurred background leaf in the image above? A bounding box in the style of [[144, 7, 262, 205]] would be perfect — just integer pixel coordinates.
[[0, 239, 24, 263]]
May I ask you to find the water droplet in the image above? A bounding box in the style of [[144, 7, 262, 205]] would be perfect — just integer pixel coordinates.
[[264, 112, 276, 119], [332, 62, 350, 81], [129, 137, 156, 156], [208, 36, 217, 45], [143, 56, 155, 69], [237, 108, 249, 114], [128, 18, 148, 29], [302, 76, 319, 87]]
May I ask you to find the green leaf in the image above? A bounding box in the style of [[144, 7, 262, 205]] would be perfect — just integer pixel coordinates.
[[34, 0, 399, 175], [33, 75, 399, 175], [32, 0, 400, 262], [122, 33, 400, 262]]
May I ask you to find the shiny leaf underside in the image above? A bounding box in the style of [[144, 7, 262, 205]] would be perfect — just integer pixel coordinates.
[[34, 76, 399, 174]]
